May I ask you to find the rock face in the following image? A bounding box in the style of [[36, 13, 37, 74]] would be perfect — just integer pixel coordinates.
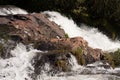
[[0, 13, 103, 69]]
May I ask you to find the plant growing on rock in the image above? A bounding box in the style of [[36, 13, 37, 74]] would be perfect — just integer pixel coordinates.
[[71, 47, 86, 65], [65, 33, 69, 38], [112, 49, 120, 66], [103, 53, 115, 68], [103, 49, 120, 68]]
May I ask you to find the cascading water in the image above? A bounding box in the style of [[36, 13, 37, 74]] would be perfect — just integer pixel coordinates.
[[43, 11, 120, 52], [0, 6, 120, 80], [68, 54, 82, 71], [0, 43, 41, 80]]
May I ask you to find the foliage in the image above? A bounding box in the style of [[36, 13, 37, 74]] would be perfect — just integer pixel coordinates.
[[103, 49, 120, 67], [65, 33, 69, 38], [112, 49, 120, 66], [85, 0, 120, 39], [56, 60, 68, 72], [103, 53, 115, 68]]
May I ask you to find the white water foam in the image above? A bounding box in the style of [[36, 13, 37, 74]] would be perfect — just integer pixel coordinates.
[[68, 54, 82, 71], [0, 5, 28, 15], [0, 43, 40, 80], [43, 11, 120, 51], [37, 74, 120, 80]]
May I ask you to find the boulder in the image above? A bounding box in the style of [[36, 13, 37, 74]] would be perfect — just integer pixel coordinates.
[[0, 13, 65, 43]]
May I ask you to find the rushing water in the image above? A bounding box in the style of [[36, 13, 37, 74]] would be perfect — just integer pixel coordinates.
[[0, 6, 120, 80], [43, 11, 120, 52], [0, 5, 28, 15], [0, 43, 37, 80]]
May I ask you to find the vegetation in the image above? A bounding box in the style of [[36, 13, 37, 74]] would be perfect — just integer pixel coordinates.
[[103, 53, 115, 68], [65, 33, 69, 38], [71, 47, 86, 65], [103, 49, 120, 67], [56, 60, 69, 72], [112, 49, 120, 66]]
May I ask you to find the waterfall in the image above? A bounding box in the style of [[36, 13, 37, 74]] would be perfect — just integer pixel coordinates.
[[0, 7, 120, 80], [43, 11, 120, 52]]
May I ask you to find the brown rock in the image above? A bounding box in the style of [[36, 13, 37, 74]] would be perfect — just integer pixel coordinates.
[[0, 13, 65, 43], [50, 37, 88, 50]]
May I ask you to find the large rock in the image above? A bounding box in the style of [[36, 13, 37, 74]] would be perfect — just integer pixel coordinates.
[[0, 13, 65, 43]]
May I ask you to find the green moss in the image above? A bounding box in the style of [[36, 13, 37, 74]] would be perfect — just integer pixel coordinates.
[[71, 47, 86, 65], [112, 49, 120, 66], [65, 33, 69, 38], [56, 60, 69, 72], [103, 53, 115, 68], [103, 49, 120, 68]]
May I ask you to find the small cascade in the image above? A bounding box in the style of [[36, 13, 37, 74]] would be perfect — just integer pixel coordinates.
[[0, 43, 41, 80], [68, 54, 82, 71]]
